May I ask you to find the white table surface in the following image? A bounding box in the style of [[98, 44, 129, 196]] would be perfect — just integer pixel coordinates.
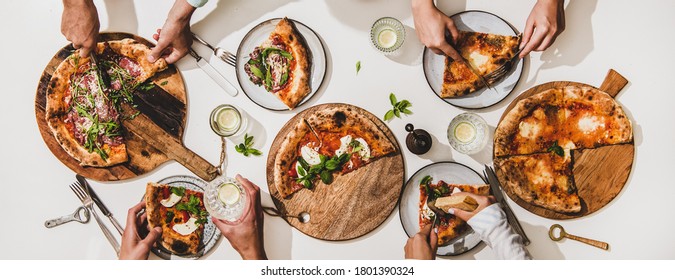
[[2, 0, 674, 260]]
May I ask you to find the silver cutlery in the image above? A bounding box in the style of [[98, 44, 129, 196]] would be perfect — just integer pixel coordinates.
[[76, 175, 124, 235], [192, 33, 237, 67], [70, 181, 120, 255], [44, 206, 90, 228], [483, 49, 522, 84], [484, 165, 530, 245], [188, 48, 239, 97]]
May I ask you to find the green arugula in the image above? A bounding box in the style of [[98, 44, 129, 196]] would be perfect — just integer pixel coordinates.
[[137, 82, 155, 92], [356, 61, 361, 75], [235, 134, 263, 157], [547, 141, 564, 157], [384, 93, 413, 121]]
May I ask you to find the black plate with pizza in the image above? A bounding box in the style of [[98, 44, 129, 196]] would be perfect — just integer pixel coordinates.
[[399, 161, 488, 256], [141, 175, 220, 260], [422, 10, 524, 109], [235, 17, 327, 111]]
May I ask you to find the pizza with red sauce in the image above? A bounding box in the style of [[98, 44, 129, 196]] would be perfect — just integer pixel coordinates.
[[244, 17, 311, 109], [273, 104, 396, 198], [45, 39, 167, 167]]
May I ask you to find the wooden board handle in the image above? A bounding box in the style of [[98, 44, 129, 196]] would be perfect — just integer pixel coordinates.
[[599, 69, 629, 98], [123, 113, 218, 182], [567, 233, 610, 250]]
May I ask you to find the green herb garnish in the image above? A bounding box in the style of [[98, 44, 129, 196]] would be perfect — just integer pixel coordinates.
[[235, 134, 263, 157], [160, 81, 168, 86], [165, 211, 174, 223], [170, 186, 186, 197], [356, 61, 361, 75], [547, 141, 564, 157], [384, 93, 413, 121]]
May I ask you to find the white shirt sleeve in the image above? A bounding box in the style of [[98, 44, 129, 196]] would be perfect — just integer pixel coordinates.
[[467, 204, 532, 260]]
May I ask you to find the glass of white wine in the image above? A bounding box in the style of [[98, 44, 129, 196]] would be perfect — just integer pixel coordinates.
[[370, 17, 406, 55], [209, 104, 248, 137], [204, 176, 249, 222], [447, 113, 489, 155]]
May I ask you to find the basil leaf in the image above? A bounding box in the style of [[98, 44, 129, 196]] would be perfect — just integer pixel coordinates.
[[309, 164, 324, 174], [420, 175, 433, 186], [389, 93, 397, 106], [249, 64, 264, 80], [297, 157, 310, 171], [249, 148, 262, 156], [297, 166, 307, 177], [356, 61, 361, 75], [280, 70, 289, 86], [325, 159, 339, 171], [170, 187, 185, 197], [337, 153, 351, 164], [320, 170, 333, 184], [401, 108, 413, 115], [384, 110, 394, 121], [393, 109, 401, 118], [302, 179, 312, 189], [279, 50, 293, 60], [547, 141, 564, 157], [165, 211, 174, 223], [235, 144, 246, 154], [244, 134, 253, 146]]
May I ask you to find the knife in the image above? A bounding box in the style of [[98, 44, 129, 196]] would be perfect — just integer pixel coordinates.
[[76, 174, 124, 235], [188, 48, 238, 97], [89, 53, 112, 89], [484, 165, 530, 245]]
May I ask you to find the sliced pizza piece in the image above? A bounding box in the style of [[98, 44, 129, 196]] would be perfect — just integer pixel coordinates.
[[245, 17, 311, 109], [441, 31, 520, 98], [418, 176, 489, 245], [561, 86, 633, 149], [494, 151, 581, 214], [145, 183, 208, 256], [494, 87, 567, 158]]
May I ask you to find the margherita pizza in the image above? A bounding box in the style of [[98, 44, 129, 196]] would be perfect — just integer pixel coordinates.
[[45, 38, 168, 167], [245, 17, 312, 109], [441, 31, 520, 98], [418, 175, 489, 245], [273, 104, 396, 198], [145, 182, 208, 256], [493, 85, 633, 214]]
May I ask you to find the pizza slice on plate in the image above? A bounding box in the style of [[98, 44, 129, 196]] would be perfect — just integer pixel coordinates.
[[494, 150, 581, 214], [418, 175, 489, 245], [273, 104, 396, 198], [441, 31, 520, 98], [145, 182, 209, 256], [245, 17, 312, 109], [45, 38, 168, 166]]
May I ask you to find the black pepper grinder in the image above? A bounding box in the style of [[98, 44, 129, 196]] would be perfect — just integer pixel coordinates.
[[405, 123, 432, 155]]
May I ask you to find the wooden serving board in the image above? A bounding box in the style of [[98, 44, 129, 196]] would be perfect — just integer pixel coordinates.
[[35, 32, 218, 182], [495, 69, 634, 220], [265, 103, 405, 240]]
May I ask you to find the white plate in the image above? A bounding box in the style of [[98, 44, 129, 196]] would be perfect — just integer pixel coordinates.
[[422, 10, 523, 109], [399, 161, 485, 256], [144, 175, 221, 260], [235, 18, 327, 111]]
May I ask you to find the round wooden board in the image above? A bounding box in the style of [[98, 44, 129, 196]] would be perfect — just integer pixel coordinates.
[[265, 103, 405, 240], [494, 70, 634, 220], [35, 32, 187, 181]]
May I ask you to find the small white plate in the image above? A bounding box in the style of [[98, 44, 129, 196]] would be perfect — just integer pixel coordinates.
[[422, 10, 523, 109], [399, 161, 486, 256], [144, 175, 221, 260], [235, 18, 327, 111]]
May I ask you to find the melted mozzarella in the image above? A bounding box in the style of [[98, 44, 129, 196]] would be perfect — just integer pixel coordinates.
[[578, 115, 604, 133], [160, 193, 182, 208], [469, 51, 489, 70], [172, 217, 199, 236], [355, 138, 371, 158], [335, 135, 353, 157], [518, 121, 541, 139], [301, 145, 322, 165], [532, 161, 554, 185]]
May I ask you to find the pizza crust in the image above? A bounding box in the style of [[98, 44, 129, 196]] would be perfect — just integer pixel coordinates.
[[270, 18, 312, 109], [273, 119, 312, 198]]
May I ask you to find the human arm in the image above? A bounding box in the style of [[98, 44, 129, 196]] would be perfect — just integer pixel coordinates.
[[61, 0, 100, 57], [119, 202, 162, 260], [451, 193, 532, 260], [147, 0, 199, 63], [411, 0, 463, 61], [404, 224, 438, 260], [212, 175, 268, 260], [520, 0, 566, 58]]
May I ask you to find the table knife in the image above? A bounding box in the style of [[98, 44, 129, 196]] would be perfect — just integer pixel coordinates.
[[76, 174, 124, 235], [188, 48, 238, 97], [89, 53, 112, 89], [484, 165, 530, 245]]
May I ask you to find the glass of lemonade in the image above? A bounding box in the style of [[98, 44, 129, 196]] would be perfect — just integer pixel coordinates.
[[447, 113, 489, 155], [210, 104, 248, 137], [204, 176, 249, 222], [370, 17, 405, 55]]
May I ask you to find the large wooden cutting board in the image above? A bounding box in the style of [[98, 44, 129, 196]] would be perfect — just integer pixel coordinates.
[[35, 32, 218, 182], [494, 69, 634, 219], [266, 103, 405, 240]]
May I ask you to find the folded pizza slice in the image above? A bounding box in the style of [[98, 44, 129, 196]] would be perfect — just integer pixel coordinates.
[[493, 150, 581, 214], [418, 175, 490, 246], [245, 17, 312, 109], [145, 183, 209, 256], [273, 105, 396, 198], [441, 31, 520, 98]]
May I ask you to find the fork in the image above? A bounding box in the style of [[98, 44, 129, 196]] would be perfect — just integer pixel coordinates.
[[192, 33, 237, 67], [484, 49, 523, 84], [70, 182, 120, 256]]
